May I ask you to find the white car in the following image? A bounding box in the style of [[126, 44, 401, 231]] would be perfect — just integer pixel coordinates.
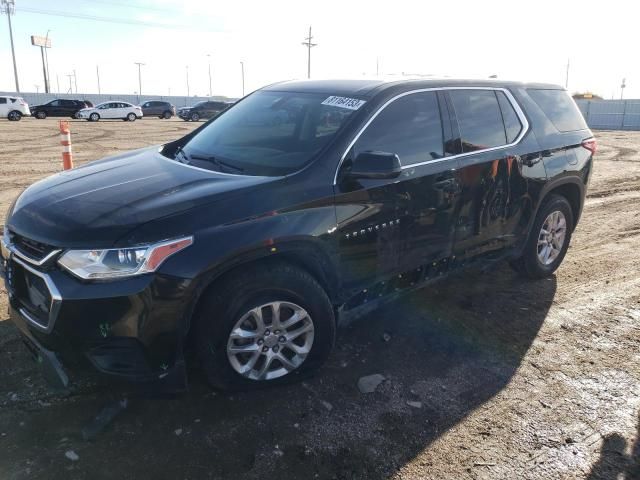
[[0, 96, 31, 121], [77, 101, 143, 122]]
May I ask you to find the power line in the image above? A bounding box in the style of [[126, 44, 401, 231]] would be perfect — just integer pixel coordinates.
[[76, 0, 178, 14], [16, 6, 217, 32]]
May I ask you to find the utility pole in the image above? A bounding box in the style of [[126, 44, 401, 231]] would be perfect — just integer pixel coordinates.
[[73, 69, 77, 93], [96, 65, 101, 94], [207, 54, 212, 97], [186, 65, 190, 98], [620, 78, 626, 100], [56, 74, 60, 94], [565, 58, 570, 89], [240, 61, 245, 96], [39, 45, 48, 92], [134, 62, 144, 102], [301, 26, 317, 79], [1, 0, 20, 92]]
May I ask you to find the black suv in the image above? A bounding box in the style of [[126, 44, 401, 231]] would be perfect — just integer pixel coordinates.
[[31, 99, 89, 119], [140, 100, 176, 119], [177, 100, 230, 121], [1, 79, 594, 391]]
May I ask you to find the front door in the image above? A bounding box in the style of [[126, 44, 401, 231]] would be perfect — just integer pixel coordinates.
[[334, 90, 462, 301]]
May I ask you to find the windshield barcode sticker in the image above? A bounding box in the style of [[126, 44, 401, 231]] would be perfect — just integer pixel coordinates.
[[321, 96, 366, 110]]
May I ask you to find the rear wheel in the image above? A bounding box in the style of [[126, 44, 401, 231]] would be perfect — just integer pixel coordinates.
[[89, 113, 100, 122], [35, 111, 46, 119], [194, 262, 335, 391], [510, 194, 574, 279], [7, 111, 22, 121], [162, 111, 172, 119]]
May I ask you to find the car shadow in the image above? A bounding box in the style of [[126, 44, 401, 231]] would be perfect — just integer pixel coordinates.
[[1, 264, 555, 479]]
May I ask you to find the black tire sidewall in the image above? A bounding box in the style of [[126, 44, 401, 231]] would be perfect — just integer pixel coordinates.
[[195, 264, 335, 390], [523, 195, 574, 278]]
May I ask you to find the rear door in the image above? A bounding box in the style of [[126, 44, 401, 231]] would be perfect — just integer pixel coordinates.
[[448, 88, 531, 261]]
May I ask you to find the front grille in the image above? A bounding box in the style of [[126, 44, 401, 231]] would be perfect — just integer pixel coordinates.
[[10, 231, 56, 261]]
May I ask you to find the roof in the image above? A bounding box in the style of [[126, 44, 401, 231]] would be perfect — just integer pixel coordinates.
[[262, 78, 564, 97]]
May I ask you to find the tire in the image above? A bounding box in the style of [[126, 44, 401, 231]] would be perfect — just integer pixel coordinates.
[[162, 111, 172, 119], [127, 113, 136, 121], [510, 194, 574, 279], [7, 110, 22, 121], [194, 262, 336, 391], [89, 113, 99, 122], [190, 112, 200, 122], [35, 111, 46, 119]]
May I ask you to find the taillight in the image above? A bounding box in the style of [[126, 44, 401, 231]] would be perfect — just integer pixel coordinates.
[[582, 138, 597, 155]]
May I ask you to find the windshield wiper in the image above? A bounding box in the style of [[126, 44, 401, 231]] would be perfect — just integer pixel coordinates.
[[188, 154, 245, 173]]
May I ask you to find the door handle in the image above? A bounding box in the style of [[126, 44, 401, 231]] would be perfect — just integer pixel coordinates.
[[520, 154, 542, 167]]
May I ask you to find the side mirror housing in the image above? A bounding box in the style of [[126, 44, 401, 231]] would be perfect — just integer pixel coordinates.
[[348, 151, 402, 180]]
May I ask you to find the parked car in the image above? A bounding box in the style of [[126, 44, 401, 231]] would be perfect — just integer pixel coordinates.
[[177, 100, 230, 121], [77, 101, 142, 121], [0, 96, 30, 121], [1, 79, 594, 392], [31, 99, 89, 119], [140, 100, 176, 119]]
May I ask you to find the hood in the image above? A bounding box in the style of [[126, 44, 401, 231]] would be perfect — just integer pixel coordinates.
[[7, 147, 275, 248]]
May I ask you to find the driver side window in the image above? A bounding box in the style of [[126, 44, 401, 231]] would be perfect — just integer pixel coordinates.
[[353, 91, 444, 166]]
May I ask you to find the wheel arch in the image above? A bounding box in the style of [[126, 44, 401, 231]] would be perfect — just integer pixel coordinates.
[[538, 178, 584, 230], [183, 242, 340, 343]]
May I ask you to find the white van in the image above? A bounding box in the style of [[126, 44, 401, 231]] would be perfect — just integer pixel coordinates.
[[0, 96, 31, 121]]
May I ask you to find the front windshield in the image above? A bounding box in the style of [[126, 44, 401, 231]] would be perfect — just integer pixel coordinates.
[[176, 91, 360, 176]]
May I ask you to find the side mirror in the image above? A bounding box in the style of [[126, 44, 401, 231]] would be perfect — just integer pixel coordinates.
[[348, 151, 402, 180]]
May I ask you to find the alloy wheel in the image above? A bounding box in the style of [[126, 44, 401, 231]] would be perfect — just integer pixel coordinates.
[[226, 301, 315, 381], [537, 210, 567, 265]]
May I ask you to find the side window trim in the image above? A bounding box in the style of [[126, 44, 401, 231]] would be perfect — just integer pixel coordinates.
[[334, 86, 529, 184]]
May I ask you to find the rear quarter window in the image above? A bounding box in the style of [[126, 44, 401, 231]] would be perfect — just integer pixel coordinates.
[[527, 89, 587, 132]]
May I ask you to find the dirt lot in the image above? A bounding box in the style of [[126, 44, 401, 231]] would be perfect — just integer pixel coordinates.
[[0, 119, 639, 480]]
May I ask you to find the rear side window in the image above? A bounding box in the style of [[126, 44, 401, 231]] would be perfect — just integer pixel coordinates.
[[527, 89, 587, 132], [450, 90, 506, 152], [496, 92, 522, 143], [354, 91, 444, 165], [0, 98, 6, 104]]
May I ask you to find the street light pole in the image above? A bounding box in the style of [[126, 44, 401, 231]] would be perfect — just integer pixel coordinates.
[[1, 0, 20, 92], [186, 65, 190, 99], [240, 61, 245, 97], [134, 62, 144, 102], [207, 54, 212, 97], [44, 29, 51, 93]]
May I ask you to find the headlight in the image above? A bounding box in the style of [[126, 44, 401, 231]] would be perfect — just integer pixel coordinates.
[[57, 236, 193, 280]]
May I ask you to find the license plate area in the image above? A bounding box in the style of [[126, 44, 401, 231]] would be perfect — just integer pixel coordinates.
[[9, 260, 52, 329]]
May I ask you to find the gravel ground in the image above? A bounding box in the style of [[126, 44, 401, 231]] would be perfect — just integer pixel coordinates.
[[0, 118, 639, 479]]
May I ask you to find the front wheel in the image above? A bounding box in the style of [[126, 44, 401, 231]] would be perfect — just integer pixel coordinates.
[[190, 112, 200, 122], [162, 111, 172, 119], [195, 262, 335, 391], [89, 113, 100, 122], [35, 111, 46, 119], [510, 194, 574, 279], [127, 113, 136, 121]]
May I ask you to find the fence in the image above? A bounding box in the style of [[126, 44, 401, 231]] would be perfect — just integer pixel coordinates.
[[0, 91, 236, 108], [575, 99, 640, 130]]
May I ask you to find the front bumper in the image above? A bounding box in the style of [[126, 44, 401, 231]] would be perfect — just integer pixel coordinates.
[[1, 240, 194, 387]]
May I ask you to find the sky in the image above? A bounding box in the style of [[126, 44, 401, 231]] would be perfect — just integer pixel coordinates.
[[0, 0, 638, 99]]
